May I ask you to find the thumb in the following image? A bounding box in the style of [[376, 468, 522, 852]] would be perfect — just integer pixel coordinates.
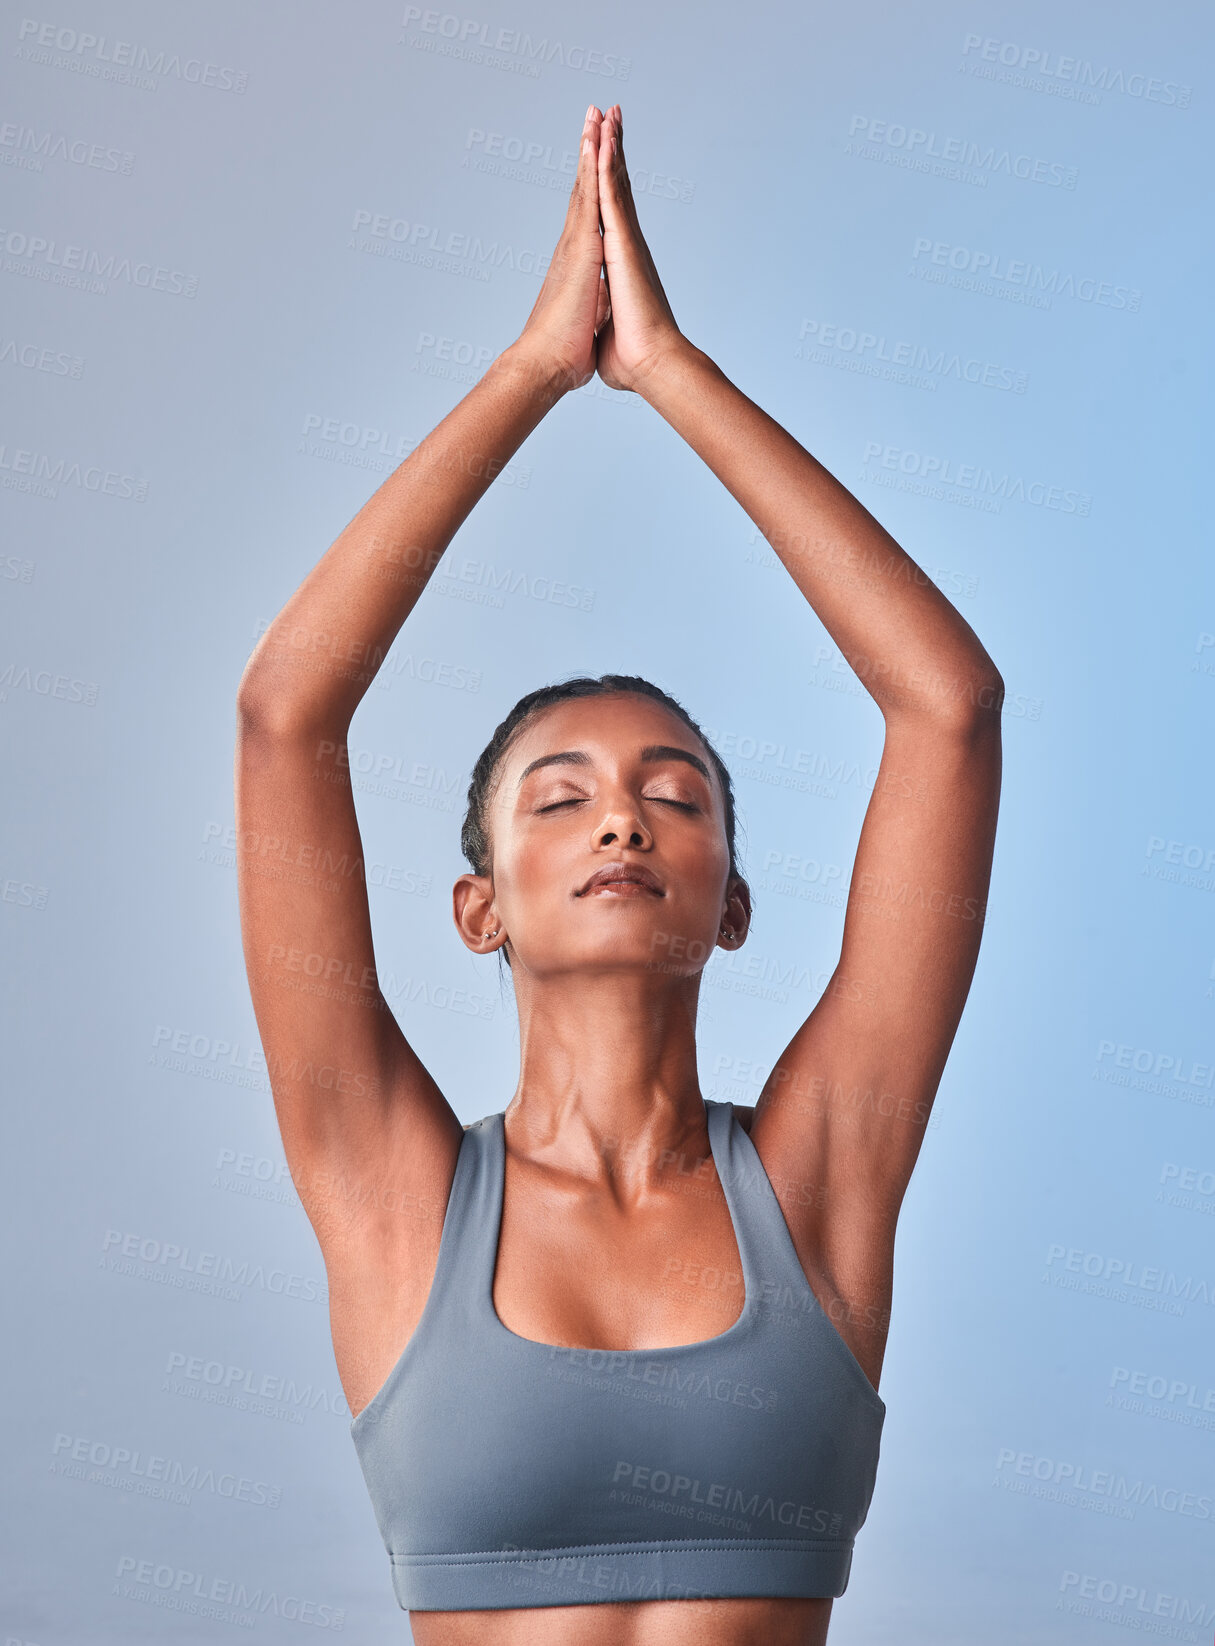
[[594, 268, 611, 334]]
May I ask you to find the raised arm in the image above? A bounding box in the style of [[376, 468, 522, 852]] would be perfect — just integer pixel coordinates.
[[239, 110, 611, 738], [593, 104, 1003, 1389], [593, 106, 999, 724], [234, 106, 610, 1267]]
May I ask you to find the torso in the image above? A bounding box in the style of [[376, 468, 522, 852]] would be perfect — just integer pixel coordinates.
[[325, 1105, 893, 1646]]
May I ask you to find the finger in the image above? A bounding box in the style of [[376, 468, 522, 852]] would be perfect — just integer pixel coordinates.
[[564, 104, 602, 230], [596, 106, 620, 225], [597, 105, 636, 234], [613, 107, 640, 225], [581, 103, 603, 178], [597, 107, 675, 316]]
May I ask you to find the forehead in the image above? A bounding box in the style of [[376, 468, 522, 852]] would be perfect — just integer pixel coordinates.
[[501, 694, 715, 789]]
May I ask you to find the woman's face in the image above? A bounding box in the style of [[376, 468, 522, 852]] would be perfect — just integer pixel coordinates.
[[469, 693, 747, 979]]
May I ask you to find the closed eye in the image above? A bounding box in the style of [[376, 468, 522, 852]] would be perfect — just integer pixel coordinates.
[[537, 797, 699, 813]]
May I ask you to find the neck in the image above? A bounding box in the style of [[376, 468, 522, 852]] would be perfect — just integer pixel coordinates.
[[505, 969, 714, 1198]]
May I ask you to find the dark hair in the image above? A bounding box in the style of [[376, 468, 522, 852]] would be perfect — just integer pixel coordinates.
[[460, 674, 747, 967]]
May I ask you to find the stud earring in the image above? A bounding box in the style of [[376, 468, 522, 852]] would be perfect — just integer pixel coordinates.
[[485, 927, 500, 941]]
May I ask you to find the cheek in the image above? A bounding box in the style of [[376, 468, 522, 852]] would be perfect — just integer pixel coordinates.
[[668, 833, 731, 895], [494, 834, 569, 913]]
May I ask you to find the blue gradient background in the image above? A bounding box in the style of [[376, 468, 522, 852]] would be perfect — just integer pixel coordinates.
[[2, 1, 1212, 1640]]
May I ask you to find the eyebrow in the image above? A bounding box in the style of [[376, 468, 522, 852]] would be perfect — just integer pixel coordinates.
[[516, 744, 712, 788]]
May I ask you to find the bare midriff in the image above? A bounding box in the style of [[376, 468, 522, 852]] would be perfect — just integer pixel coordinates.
[[408, 1594, 833, 1646]]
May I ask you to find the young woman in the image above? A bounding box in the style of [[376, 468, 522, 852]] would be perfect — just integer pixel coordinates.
[[235, 104, 1002, 1646]]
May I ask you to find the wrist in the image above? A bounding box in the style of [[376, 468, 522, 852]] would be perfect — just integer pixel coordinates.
[[632, 334, 708, 404], [495, 341, 578, 407]]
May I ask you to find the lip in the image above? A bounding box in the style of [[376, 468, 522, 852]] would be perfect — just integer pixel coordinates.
[[577, 862, 665, 897]]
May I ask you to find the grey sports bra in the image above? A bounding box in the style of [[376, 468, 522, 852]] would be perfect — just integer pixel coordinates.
[[349, 1098, 886, 1611]]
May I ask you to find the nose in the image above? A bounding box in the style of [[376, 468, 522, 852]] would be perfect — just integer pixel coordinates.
[[591, 801, 652, 851]]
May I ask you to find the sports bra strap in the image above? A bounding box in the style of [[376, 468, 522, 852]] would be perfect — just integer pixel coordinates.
[[422, 1101, 822, 1342]]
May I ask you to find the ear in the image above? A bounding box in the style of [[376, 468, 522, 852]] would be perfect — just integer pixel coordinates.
[[721, 875, 753, 946], [452, 873, 503, 954]]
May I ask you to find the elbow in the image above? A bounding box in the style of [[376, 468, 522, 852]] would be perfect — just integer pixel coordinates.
[[967, 658, 1004, 712], [948, 638, 1004, 728], [235, 662, 320, 744], [890, 660, 1004, 734], [955, 665, 1004, 735], [944, 660, 1004, 730], [235, 661, 278, 735], [976, 649, 1004, 710]]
